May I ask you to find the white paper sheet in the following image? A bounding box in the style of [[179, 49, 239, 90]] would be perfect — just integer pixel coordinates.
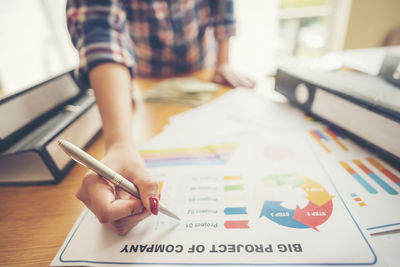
[[306, 125, 400, 234], [52, 133, 387, 267]]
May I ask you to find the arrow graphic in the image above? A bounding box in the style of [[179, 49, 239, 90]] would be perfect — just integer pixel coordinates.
[[260, 201, 308, 229], [301, 177, 334, 206], [292, 199, 333, 231]]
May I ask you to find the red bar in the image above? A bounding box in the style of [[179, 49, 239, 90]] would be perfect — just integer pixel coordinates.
[[353, 159, 372, 174], [366, 157, 400, 184], [224, 220, 249, 229]]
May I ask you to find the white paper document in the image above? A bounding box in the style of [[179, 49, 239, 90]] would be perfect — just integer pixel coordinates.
[[52, 133, 387, 267], [306, 125, 400, 234]]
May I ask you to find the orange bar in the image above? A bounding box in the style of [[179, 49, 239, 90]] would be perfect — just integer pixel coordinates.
[[366, 157, 385, 171], [339, 161, 356, 175]]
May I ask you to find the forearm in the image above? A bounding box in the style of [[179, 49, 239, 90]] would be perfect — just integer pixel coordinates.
[[216, 39, 230, 67], [89, 63, 135, 150]]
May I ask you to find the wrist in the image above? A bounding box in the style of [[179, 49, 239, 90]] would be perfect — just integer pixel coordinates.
[[106, 139, 136, 153]]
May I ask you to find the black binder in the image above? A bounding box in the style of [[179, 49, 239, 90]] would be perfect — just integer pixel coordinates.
[[0, 71, 83, 151], [0, 91, 102, 184], [274, 62, 400, 167]]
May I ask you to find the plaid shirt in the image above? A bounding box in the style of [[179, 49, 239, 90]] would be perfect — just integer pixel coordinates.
[[67, 0, 236, 84]]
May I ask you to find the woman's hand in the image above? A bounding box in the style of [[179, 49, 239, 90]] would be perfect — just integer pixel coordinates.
[[212, 63, 256, 89], [76, 143, 159, 236]]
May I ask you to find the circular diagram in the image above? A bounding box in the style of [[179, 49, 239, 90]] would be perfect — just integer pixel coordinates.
[[254, 174, 334, 231]]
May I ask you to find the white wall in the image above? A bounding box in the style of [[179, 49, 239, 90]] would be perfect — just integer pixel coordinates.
[[0, 0, 78, 97]]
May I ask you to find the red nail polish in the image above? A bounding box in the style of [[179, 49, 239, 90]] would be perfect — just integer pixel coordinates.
[[149, 197, 159, 215]]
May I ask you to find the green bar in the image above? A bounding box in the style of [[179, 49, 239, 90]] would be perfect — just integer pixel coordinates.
[[224, 185, 244, 191]]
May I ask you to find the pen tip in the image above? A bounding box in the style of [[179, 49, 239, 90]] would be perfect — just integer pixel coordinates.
[[171, 214, 181, 221]]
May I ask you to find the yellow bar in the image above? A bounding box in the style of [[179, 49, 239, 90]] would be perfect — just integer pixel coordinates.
[[224, 175, 242, 181]]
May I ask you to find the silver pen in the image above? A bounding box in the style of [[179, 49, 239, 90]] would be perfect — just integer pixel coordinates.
[[58, 139, 180, 221]]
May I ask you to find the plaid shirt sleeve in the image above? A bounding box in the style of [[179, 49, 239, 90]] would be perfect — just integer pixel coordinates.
[[210, 0, 236, 42], [67, 0, 135, 85]]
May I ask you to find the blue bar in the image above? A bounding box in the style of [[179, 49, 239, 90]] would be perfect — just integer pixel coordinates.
[[224, 207, 248, 215], [367, 173, 398, 195], [351, 174, 378, 194]]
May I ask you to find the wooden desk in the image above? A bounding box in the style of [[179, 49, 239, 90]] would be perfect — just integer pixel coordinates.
[[0, 70, 229, 266]]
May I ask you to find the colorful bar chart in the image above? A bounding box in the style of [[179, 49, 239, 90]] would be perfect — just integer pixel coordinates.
[[309, 130, 330, 152], [139, 144, 237, 168], [323, 127, 348, 151], [339, 161, 378, 194], [366, 157, 400, 187], [223, 175, 249, 229], [309, 127, 348, 153], [353, 159, 398, 195]]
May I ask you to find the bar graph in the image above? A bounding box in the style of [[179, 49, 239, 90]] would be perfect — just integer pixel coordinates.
[[223, 175, 250, 229], [309, 127, 348, 153], [353, 160, 397, 195], [340, 159, 399, 195], [323, 127, 348, 151], [139, 144, 237, 168], [366, 157, 400, 187], [339, 161, 378, 194]]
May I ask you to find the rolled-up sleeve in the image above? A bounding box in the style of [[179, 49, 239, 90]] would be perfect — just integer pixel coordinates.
[[210, 0, 236, 42], [67, 0, 135, 85]]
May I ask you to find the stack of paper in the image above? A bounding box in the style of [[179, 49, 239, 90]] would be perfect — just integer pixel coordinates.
[[52, 87, 400, 267]]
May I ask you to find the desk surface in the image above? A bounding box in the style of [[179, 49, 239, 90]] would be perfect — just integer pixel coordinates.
[[0, 70, 229, 266]]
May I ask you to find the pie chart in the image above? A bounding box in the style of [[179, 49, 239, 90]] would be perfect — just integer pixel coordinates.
[[255, 174, 334, 231]]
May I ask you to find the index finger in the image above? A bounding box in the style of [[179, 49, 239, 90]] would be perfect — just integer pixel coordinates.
[[125, 167, 159, 215], [84, 175, 145, 224]]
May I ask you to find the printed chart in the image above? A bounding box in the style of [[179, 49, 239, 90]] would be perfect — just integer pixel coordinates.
[[256, 174, 333, 231], [307, 125, 400, 234], [52, 133, 390, 266], [52, 170, 381, 266], [335, 157, 400, 233], [340, 159, 398, 196], [308, 126, 348, 153]]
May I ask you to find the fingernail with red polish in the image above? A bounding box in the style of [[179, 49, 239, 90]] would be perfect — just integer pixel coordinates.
[[149, 197, 159, 215]]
